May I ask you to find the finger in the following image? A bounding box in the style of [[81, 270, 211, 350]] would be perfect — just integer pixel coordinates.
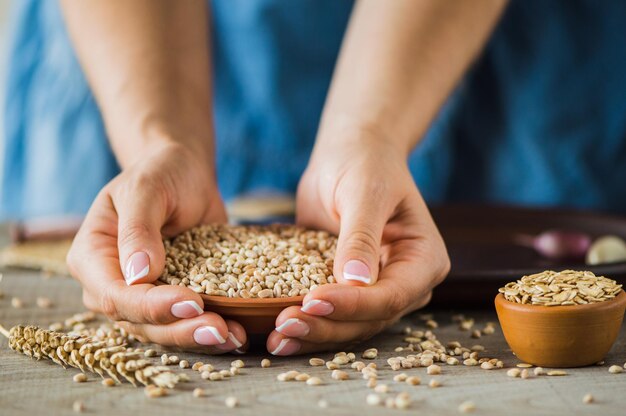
[[68, 191, 205, 324], [118, 316, 247, 353], [111, 175, 168, 285], [300, 268, 434, 322], [267, 332, 349, 356], [302, 193, 447, 321], [333, 182, 394, 286], [273, 306, 395, 344]]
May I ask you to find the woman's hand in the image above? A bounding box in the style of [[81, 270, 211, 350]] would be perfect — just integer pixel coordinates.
[[67, 142, 247, 353], [266, 131, 450, 355]]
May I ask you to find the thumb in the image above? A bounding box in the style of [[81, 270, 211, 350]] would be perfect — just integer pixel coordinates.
[[334, 196, 388, 286], [114, 185, 168, 286]]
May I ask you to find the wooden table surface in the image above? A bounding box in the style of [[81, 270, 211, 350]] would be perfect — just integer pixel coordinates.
[[1, 247, 626, 415]]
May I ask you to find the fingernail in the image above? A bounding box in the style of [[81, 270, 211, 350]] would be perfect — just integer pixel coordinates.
[[193, 326, 226, 346], [124, 251, 150, 285], [215, 332, 244, 351], [343, 259, 371, 284], [171, 301, 203, 319], [301, 299, 334, 316], [270, 338, 301, 356], [276, 318, 310, 337]]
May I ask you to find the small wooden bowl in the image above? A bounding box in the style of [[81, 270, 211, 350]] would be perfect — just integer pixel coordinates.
[[495, 291, 626, 367], [201, 294, 304, 337]]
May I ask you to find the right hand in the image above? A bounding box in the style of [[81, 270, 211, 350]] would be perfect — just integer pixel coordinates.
[[67, 142, 247, 353]]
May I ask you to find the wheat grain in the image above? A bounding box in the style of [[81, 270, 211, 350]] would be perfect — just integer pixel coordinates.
[[6, 325, 183, 388], [159, 224, 337, 298]]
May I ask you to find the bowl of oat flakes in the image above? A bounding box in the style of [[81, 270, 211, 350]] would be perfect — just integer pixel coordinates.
[[495, 270, 626, 367], [158, 224, 337, 335]]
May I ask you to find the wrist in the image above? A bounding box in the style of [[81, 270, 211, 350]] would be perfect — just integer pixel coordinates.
[[313, 114, 410, 162], [108, 114, 215, 169]]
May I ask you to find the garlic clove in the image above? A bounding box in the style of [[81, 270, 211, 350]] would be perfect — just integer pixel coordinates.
[[586, 235, 626, 265]]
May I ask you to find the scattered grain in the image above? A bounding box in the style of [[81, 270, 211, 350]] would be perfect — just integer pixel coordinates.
[[395, 392, 411, 409], [192, 388, 206, 398], [36, 296, 53, 309], [102, 378, 116, 387], [295, 373, 310, 382], [393, 373, 408, 382], [261, 359, 271, 368], [608, 365, 623, 374], [225, 396, 238, 408], [143, 384, 167, 399], [72, 401, 85, 413], [374, 384, 390, 393], [458, 401, 476, 413], [306, 376, 323, 386], [427, 364, 441, 375], [582, 394, 594, 404], [325, 361, 339, 370], [73, 373, 88, 383], [362, 348, 378, 359], [406, 376, 421, 386], [480, 362, 494, 370], [366, 394, 382, 406], [506, 369, 521, 378], [309, 358, 325, 366], [428, 379, 442, 388], [546, 370, 568, 376]]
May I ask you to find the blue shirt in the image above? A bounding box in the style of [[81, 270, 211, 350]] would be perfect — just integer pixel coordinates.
[[3, 0, 626, 220]]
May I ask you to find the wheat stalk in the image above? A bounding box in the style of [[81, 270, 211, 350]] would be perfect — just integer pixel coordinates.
[[0, 324, 182, 388]]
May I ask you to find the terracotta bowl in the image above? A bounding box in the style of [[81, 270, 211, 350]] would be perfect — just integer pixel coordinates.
[[495, 291, 626, 367], [200, 294, 304, 337]]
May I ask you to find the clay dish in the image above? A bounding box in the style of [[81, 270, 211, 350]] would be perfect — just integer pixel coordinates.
[[200, 294, 304, 336], [495, 291, 626, 367]]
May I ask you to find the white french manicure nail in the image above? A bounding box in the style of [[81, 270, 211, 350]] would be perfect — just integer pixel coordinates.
[[300, 300, 322, 313], [270, 339, 290, 355], [228, 332, 243, 348], [193, 325, 227, 345], [275, 318, 298, 333], [343, 259, 371, 284], [207, 326, 227, 344], [124, 252, 150, 285], [343, 273, 370, 283]]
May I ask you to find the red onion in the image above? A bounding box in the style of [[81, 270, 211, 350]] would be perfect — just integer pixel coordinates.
[[516, 230, 592, 260]]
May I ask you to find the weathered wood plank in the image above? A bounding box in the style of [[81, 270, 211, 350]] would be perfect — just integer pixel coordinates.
[[0, 266, 625, 416]]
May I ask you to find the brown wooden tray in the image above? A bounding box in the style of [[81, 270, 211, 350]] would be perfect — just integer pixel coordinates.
[[429, 204, 626, 307]]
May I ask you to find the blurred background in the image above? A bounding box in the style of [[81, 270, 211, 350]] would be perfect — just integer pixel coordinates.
[[0, 0, 11, 198]]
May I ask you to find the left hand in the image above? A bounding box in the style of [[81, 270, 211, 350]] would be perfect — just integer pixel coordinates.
[[266, 132, 450, 355]]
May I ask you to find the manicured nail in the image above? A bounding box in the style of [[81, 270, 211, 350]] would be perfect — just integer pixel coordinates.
[[124, 251, 150, 285], [270, 338, 301, 356], [343, 259, 371, 284], [276, 318, 310, 337], [215, 332, 244, 351], [171, 301, 203, 319], [301, 299, 334, 316], [193, 326, 226, 346]]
